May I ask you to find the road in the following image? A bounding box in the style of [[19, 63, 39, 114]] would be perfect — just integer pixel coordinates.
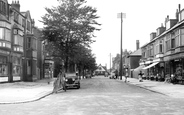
[[1, 76, 184, 115]]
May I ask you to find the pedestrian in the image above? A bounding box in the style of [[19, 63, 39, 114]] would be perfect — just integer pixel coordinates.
[[53, 72, 62, 93], [53, 62, 66, 93], [125, 69, 128, 82], [138, 70, 144, 82]]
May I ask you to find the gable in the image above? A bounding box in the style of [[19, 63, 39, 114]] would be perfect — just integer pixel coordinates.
[[25, 10, 32, 21], [95, 64, 106, 71]]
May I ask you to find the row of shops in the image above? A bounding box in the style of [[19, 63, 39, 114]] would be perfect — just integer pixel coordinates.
[[133, 55, 184, 83]]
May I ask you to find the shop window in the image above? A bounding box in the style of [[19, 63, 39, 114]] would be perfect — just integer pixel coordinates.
[[0, 64, 8, 76], [27, 60, 31, 75], [32, 60, 36, 75], [13, 65, 21, 75], [165, 62, 170, 78]]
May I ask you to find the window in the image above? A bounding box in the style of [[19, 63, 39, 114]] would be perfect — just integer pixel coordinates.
[[32, 39, 37, 50], [181, 29, 184, 46], [171, 38, 175, 48], [0, 28, 5, 39], [0, 1, 6, 15], [14, 12, 19, 23], [27, 60, 31, 75], [181, 10, 184, 21], [22, 18, 26, 27], [151, 45, 154, 56], [13, 29, 23, 46], [5, 29, 11, 41], [0, 28, 11, 42], [28, 37, 31, 48], [0, 64, 8, 76], [14, 35, 18, 45], [166, 34, 171, 51], [27, 20, 31, 31]]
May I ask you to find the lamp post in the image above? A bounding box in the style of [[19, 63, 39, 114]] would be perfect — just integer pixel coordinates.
[[118, 12, 126, 80]]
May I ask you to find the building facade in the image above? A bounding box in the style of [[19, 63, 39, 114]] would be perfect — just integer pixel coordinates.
[[140, 4, 184, 81], [0, 0, 45, 82]]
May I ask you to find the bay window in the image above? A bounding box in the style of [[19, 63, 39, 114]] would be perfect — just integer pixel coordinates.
[[166, 34, 171, 51], [13, 29, 23, 46], [181, 28, 184, 46], [0, 28, 11, 41]]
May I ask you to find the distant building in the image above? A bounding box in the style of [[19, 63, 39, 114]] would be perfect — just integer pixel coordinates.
[[95, 64, 107, 75]]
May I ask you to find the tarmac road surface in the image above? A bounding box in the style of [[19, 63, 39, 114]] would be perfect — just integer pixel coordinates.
[[1, 75, 184, 115]]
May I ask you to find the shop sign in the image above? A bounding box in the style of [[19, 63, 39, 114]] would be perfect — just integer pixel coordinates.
[[13, 76, 21, 81], [0, 77, 8, 82]]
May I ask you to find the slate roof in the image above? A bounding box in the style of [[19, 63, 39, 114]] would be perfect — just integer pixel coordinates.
[[128, 48, 142, 57]]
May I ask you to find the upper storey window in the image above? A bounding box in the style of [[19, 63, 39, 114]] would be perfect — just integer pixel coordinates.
[[14, 12, 19, 24], [0, 1, 7, 16], [180, 10, 184, 21], [27, 20, 31, 31]]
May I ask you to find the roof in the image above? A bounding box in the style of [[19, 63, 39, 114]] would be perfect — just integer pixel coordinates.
[[128, 48, 142, 57], [95, 64, 107, 72]]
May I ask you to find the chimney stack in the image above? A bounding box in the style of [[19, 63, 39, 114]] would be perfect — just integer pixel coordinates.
[[11, 0, 20, 12], [136, 40, 139, 50], [179, 4, 181, 12]]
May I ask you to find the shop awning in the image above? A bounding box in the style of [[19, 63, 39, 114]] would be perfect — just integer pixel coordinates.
[[142, 62, 159, 69], [133, 65, 145, 72]]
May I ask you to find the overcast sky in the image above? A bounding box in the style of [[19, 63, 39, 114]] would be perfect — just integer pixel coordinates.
[[8, 0, 184, 69]]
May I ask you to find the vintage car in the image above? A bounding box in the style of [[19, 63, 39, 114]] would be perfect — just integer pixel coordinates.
[[65, 73, 80, 89]]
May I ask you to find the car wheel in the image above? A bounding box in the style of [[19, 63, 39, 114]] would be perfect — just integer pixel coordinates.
[[77, 85, 80, 89]]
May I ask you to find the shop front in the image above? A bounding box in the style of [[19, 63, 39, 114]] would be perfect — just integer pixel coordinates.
[[143, 58, 164, 81], [44, 59, 54, 79], [0, 54, 9, 82], [164, 53, 184, 83], [12, 53, 22, 81]]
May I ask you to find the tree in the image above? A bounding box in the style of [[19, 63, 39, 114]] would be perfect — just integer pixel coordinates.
[[41, 0, 101, 72]]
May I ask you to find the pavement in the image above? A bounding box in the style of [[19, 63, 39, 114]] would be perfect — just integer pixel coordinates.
[[1, 76, 184, 105], [120, 76, 184, 98]]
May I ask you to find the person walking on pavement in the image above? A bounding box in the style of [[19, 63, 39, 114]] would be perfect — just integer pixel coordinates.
[[138, 70, 144, 82], [125, 69, 128, 82]]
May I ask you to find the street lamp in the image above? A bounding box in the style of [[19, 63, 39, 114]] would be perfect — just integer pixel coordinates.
[[117, 12, 126, 80]]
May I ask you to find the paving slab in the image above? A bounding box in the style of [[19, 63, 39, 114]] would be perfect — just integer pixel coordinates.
[[0, 79, 55, 104], [120, 76, 184, 98]]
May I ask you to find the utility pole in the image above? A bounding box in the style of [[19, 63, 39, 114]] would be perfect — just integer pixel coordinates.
[[118, 12, 126, 80]]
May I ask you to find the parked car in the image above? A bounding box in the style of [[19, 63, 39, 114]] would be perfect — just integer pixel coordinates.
[[109, 72, 115, 79], [65, 73, 80, 89], [85, 74, 92, 79]]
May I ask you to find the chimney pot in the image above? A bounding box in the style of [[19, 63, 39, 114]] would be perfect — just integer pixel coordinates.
[[179, 4, 181, 12], [136, 40, 140, 50]]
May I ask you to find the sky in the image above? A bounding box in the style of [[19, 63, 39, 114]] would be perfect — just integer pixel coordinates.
[[8, 0, 184, 69]]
